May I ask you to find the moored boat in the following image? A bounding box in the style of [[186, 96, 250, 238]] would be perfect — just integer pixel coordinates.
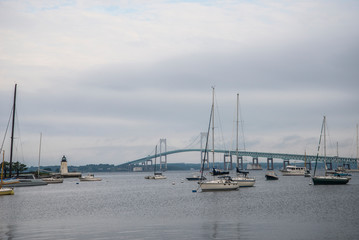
[[232, 169, 255, 187], [265, 171, 279, 180], [312, 175, 350, 185], [281, 165, 306, 176], [311, 116, 351, 185], [79, 173, 102, 181], [199, 176, 239, 191], [42, 177, 64, 184], [5, 174, 48, 187], [0, 187, 14, 195], [198, 88, 239, 192]]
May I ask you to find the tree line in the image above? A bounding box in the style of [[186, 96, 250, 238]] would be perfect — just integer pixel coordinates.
[[1, 161, 28, 178]]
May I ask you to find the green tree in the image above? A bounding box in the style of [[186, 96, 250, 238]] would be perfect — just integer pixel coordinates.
[[12, 161, 28, 177]]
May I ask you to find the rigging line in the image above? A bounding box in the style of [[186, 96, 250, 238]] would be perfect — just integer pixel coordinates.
[[0, 108, 13, 153], [214, 92, 228, 153], [238, 94, 246, 151], [15, 108, 25, 164], [200, 103, 213, 181], [313, 117, 325, 176], [183, 134, 200, 149]]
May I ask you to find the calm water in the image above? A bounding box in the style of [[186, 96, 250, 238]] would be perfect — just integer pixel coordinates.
[[0, 170, 358, 240]]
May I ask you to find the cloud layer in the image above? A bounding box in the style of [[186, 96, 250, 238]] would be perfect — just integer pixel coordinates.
[[1, 0, 358, 166]]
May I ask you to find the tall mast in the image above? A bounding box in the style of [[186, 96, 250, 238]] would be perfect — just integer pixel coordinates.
[[9, 84, 17, 177], [38, 133, 42, 177], [212, 87, 215, 167], [323, 116, 327, 171], [236, 93, 239, 158], [357, 124, 358, 170], [154, 145, 157, 174]]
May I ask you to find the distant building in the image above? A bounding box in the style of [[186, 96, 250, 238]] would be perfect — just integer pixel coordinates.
[[133, 167, 143, 172]]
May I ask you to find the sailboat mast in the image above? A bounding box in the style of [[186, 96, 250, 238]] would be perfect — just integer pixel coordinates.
[[211, 87, 215, 167], [9, 84, 17, 177], [154, 145, 157, 173], [356, 124, 358, 170], [323, 116, 327, 171], [38, 133, 42, 177], [236, 93, 239, 158]]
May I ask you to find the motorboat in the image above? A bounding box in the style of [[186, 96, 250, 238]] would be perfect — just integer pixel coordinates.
[[232, 169, 255, 187], [281, 165, 306, 176], [265, 171, 279, 180], [79, 174, 102, 181]]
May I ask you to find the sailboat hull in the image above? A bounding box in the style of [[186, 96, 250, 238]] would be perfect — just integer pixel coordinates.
[[232, 177, 255, 187], [199, 180, 239, 191], [0, 188, 14, 195], [312, 176, 350, 185]]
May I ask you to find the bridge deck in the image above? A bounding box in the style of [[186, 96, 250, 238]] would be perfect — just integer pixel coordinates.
[[119, 149, 358, 167]]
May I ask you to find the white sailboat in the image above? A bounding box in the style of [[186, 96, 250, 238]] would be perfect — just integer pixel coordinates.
[[231, 93, 255, 187], [312, 116, 350, 185], [199, 87, 239, 191], [37, 133, 64, 184], [145, 145, 166, 180]]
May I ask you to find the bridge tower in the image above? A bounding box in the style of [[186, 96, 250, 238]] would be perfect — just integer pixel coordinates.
[[159, 138, 167, 171], [200, 132, 209, 169]]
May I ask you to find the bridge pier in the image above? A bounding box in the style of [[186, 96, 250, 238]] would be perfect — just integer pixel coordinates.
[[267, 158, 274, 170], [326, 161, 333, 170], [223, 154, 233, 170], [159, 139, 167, 171], [237, 156, 243, 170], [283, 160, 290, 170], [145, 159, 153, 171], [306, 161, 312, 170], [343, 163, 351, 170]]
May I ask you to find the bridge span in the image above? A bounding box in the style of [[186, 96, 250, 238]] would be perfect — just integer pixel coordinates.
[[119, 149, 358, 168]]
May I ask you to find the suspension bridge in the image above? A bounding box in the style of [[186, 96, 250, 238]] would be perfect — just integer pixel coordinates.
[[118, 136, 358, 171]]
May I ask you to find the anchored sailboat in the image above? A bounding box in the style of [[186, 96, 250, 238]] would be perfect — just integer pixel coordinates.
[[198, 87, 239, 191], [145, 145, 166, 180], [312, 116, 350, 185], [231, 93, 255, 187]]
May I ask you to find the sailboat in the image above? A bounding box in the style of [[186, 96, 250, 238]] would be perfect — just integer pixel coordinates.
[[0, 151, 15, 195], [37, 133, 64, 184], [198, 87, 239, 191], [3, 84, 47, 187], [312, 116, 350, 185], [231, 93, 255, 187], [145, 145, 166, 180]]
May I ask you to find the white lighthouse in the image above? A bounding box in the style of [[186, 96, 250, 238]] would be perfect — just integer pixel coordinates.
[[60, 155, 69, 174], [60, 155, 82, 178]]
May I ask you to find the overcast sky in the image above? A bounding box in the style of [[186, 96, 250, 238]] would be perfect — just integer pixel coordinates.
[[1, 0, 358, 167]]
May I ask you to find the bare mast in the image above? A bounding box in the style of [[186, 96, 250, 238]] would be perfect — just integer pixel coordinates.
[[211, 87, 215, 169], [9, 84, 17, 177]]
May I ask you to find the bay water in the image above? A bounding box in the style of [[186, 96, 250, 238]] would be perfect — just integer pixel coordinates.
[[1, 170, 358, 239]]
